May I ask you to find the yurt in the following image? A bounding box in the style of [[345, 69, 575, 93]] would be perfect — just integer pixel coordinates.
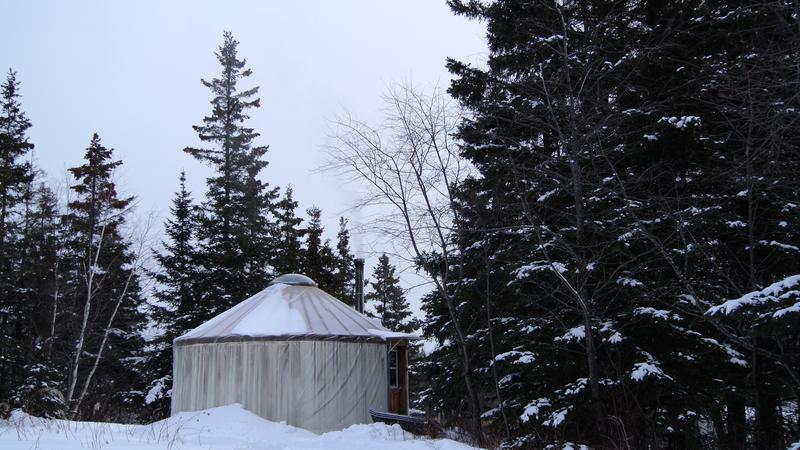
[[171, 271, 417, 433]]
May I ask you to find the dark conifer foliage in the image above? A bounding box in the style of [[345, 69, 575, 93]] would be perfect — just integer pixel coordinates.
[[0, 71, 69, 418], [332, 217, 355, 306], [183, 31, 278, 320], [145, 172, 198, 419], [0, 69, 34, 251], [430, 0, 800, 447], [0, 69, 35, 404], [301, 207, 336, 291], [366, 254, 416, 333], [12, 184, 64, 417], [272, 186, 305, 275]]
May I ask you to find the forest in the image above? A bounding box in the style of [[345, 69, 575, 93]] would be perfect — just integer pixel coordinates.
[[1, 1, 800, 449]]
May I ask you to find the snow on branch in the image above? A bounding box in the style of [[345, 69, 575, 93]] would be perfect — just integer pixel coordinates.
[[520, 397, 551, 423], [494, 350, 535, 365], [705, 274, 800, 318], [513, 261, 568, 281], [555, 325, 585, 344], [629, 353, 673, 383]]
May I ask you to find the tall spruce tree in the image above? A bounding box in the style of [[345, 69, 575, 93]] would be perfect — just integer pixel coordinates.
[[332, 217, 355, 306], [184, 31, 278, 320], [0, 69, 33, 255], [60, 133, 147, 420], [301, 207, 335, 290], [0, 69, 35, 404], [366, 254, 416, 333], [145, 172, 198, 419], [273, 186, 304, 275]]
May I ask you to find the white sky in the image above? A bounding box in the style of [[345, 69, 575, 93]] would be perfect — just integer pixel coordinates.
[[0, 1, 487, 315]]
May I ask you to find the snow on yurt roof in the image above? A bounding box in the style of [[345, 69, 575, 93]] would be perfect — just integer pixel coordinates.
[[175, 274, 419, 345]]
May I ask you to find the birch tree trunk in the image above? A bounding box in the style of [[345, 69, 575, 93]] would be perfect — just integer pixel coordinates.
[[70, 268, 135, 419], [66, 224, 106, 406]]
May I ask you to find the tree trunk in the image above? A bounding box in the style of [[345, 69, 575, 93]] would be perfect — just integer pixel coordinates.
[[755, 387, 780, 450], [568, 142, 604, 425], [753, 345, 782, 450], [726, 393, 747, 450], [484, 253, 511, 439], [71, 270, 134, 419], [66, 224, 105, 406], [441, 286, 484, 446]]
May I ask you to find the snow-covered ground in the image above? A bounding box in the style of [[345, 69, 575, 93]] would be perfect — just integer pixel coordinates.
[[0, 404, 479, 450]]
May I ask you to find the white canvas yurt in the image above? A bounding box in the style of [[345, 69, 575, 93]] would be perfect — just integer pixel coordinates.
[[171, 272, 416, 433]]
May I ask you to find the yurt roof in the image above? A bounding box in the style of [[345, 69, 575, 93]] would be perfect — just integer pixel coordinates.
[[175, 274, 420, 345]]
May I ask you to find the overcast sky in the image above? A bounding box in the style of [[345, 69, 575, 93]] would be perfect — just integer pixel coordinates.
[[1, 1, 486, 313]]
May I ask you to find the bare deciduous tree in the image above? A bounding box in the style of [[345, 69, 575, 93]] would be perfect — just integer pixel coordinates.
[[325, 82, 489, 444], [69, 214, 155, 418]]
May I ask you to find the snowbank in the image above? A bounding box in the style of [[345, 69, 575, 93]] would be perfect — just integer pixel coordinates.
[[0, 404, 478, 450]]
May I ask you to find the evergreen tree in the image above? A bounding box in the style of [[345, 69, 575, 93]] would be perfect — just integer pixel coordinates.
[[366, 254, 416, 333], [272, 186, 304, 275], [0, 69, 35, 404], [441, 0, 800, 447], [0, 69, 33, 255], [620, 4, 800, 446], [365, 253, 424, 416], [60, 133, 147, 420], [332, 217, 355, 306], [301, 207, 335, 290], [184, 31, 278, 320], [12, 184, 65, 418], [145, 172, 198, 419]]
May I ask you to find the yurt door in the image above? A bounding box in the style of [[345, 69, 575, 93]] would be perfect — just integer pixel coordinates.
[[388, 346, 408, 414]]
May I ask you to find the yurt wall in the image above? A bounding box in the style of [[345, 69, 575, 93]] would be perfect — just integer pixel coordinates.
[[172, 339, 388, 433]]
